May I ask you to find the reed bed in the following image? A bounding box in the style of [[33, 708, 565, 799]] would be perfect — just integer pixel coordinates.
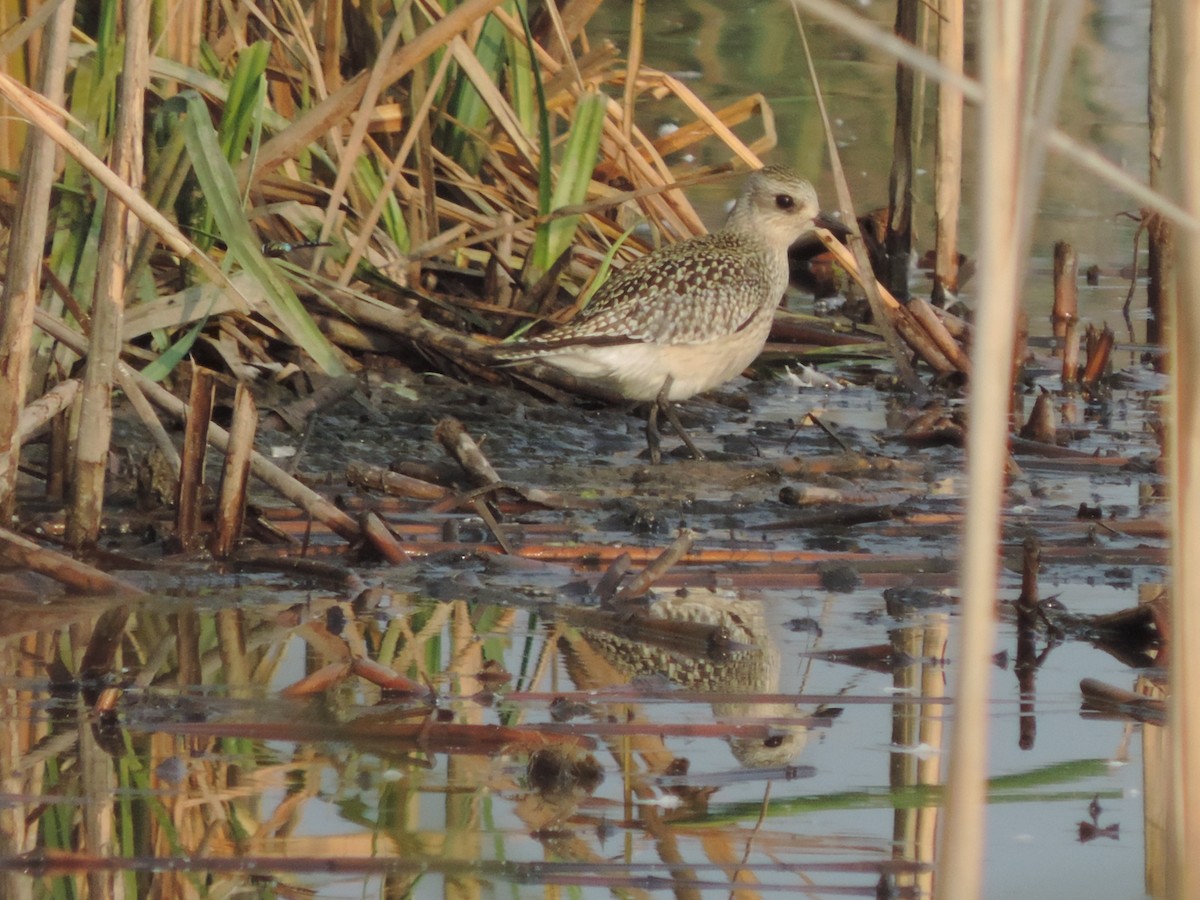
[[0, 0, 786, 544]]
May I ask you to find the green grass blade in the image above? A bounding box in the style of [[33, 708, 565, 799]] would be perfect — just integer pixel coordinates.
[[503, 0, 536, 134], [443, 12, 508, 172], [354, 154, 409, 252], [533, 89, 605, 274], [218, 40, 271, 164], [177, 91, 346, 374], [518, 4, 553, 239], [138, 316, 210, 382]]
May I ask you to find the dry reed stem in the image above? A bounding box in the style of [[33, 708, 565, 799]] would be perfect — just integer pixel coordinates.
[[239, 0, 506, 187], [313, 7, 411, 260], [934, 0, 964, 297], [16, 379, 79, 442], [0, 0, 73, 522], [936, 1, 1026, 895], [814, 228, 969, 375], [622, 0, 645, 169], [792, 9, 924, 393], [1166, 3, 1200, 891], [70, 0, 149, 547], [0, 527, 147, 596], [212, 383, 256, 559]]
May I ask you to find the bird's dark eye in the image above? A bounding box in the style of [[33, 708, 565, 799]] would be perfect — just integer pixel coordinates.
[[775, 194, 794, 210]]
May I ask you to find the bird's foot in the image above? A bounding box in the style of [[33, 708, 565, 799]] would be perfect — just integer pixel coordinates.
[[646, 376, 705, 462], [662, 400, 706, 461]]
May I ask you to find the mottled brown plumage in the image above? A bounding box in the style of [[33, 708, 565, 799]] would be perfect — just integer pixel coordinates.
[[495, 165, 827, 461]]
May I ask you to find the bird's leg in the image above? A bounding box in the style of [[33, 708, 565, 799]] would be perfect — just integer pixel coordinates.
[[646, 397, 663, 465], [651, 376, 706, 462]]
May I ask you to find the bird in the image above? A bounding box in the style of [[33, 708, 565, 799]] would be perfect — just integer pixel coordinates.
[[494, 165, 834, 463]]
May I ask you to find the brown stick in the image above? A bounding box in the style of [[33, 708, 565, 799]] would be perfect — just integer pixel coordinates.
[[0, 526, 146, 596], [434, 417, 504, 489], [1061, 316, 1080, 385], [346, 461, 451, 501], [433, 417, 514, 554], [907, 296, 972, 374], [612, 529, 696, 603], [361, 511, 411, 564], [16, 379, 79, 442]]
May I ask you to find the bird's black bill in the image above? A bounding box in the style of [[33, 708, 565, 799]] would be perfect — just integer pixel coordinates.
[[812, 213, 852, 241]]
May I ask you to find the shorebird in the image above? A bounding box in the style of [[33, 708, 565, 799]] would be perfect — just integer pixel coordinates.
[[494, 165, 832, 463]]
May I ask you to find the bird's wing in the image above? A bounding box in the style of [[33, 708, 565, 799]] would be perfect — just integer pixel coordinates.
[[559, 234, 773, 345]]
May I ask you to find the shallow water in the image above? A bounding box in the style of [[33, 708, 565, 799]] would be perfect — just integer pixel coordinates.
[[0, 353, 1164, 897]]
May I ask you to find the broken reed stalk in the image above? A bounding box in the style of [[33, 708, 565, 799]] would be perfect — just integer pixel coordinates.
[[433, 416, 513, 554], [212, 383, 256, 559], [1061, 317, 1080, 386], [434, 417, 504, 489], [1080, 325, 1114, 385], [814, 229, 970, 377], [1051, 240, 1078, 335], [346, 461, 451, 501], [361, 512, 411, 564], [0, 526, 146, 596], [793, 10, 925, 395], [611, 529, 696, 604], [37, 304, 362, 542], [16, 379, 79, 442], [1053, 241, 1080, 383], [175, 366, 214, 553]]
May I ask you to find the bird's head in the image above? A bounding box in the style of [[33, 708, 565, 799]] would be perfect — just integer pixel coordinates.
[[726, 164, 829, 250]]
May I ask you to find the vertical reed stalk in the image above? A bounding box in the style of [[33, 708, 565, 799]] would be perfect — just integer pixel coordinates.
[[933, 0, 962, 302], [0, 0, 74, 521], [1147, 0, 1170, 348], [622, 0, 645, 165], [885, 0, 917, 299], [1166, 4, 1200, 894], [68, 0, 148, 546], [935, 2, 1024, 896]]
